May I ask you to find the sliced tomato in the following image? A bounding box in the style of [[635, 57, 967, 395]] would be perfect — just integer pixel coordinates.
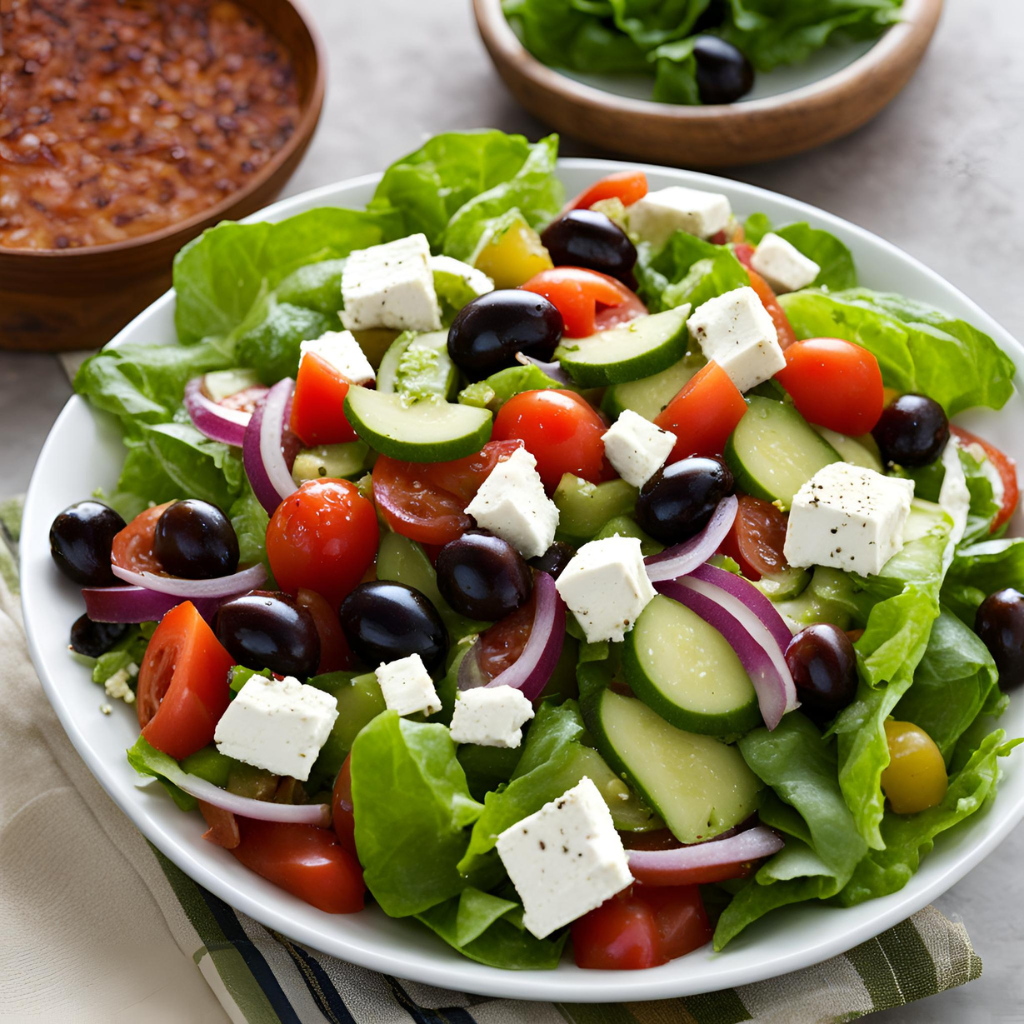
[[571, 890, 662, 970], [734, 244, 797, 348], [564, 169, 648, 213], [137, 600, 235, 759], [476, 589, 535, 681], [521, 267, 640, 337], [198, 801, 240, 850], [951, 425, 1020, 531], [290, 352, 358, 447], [231, 818, 365, 914], [421, 440, 524, 504], [655, 361, 747, 462], [332, 755, 357, 857], [296, 588, 353, 673], [640, 885, 713, 961], [593, 279, 647, 330], [111, 501, 174, 575], [719, 494, 789, 581]]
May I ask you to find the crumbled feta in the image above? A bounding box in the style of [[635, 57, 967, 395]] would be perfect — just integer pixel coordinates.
[[104, 663, 137, 704], [300, 329, 375, 385], [449, 685, 535, 748], [749, 232, 820, 294], [464, 446, 559, 559], [375, 653, 442, 717], [687, 286, 785, 392], [555, 535, 657, 643], [627, 186, 732, 246], [100, 704, 112, 716], [784, 462, 915, 577], [601, 409, 676, 487], [429, 254, 494, 298], [341, 233, 442, 332], [496, 776, 633, 939], [214, 675, 339, 782]]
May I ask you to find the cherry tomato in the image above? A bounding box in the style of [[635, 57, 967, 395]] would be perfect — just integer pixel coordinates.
[[296, 587, 353, 673], [719, 494, 789, 580], [492, 389, 611, 492], [881, 720, 948, 815], [655, 361, 747, 462], [231, 818, 365, 914], [775, 338, 884, 435], [289, 352, 358, 447], [571, 891, 662, 970], [521, 267, 643, 338], [950, 425, 1019, 531], [198, 801, 240, 849], [641, 885, 713, 962], [266, 479, 378, 608], [111, 501, 174, 575], [332, 754, 357, 857], [734, 244, 797, 348], [564, 169, 648, 213], [137, 600, 235, 759], [476, 588, 535, 681], [593, 279, 647, 330]]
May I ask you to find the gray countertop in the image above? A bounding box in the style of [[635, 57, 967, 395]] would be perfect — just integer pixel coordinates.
[[3, 0, 1021, 1018]]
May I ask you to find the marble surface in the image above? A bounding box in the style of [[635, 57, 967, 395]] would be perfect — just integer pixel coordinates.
[[2, 0, 1022, 1018]]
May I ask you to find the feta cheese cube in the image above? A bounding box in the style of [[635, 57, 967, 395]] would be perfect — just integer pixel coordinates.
[[627, 186, 732, 247], [555, 535, 656, 643], [449, 685, 535, 748], [464, 446, 559, 559], [375, 653, 442, 717], [496, 776, 633, 938], [429, 254, 494, 299], [341, 233, 442, 333], [601, 409, 676, 487], [784, 462, 915, 577], [749, 233, 820, 294], [687, 286, 785, 392], [300, 329, 375, 385], [214, 675, 339, 782]]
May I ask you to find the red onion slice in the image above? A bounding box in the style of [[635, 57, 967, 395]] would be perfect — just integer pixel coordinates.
[[628, 826, 784, 886], [82, 585, 222, 623], [244, 378, 298, 514], [644, 495, 738, 583], [183, 377, 250, 447], [515, 352, 574, 388], [110, 561, 267, 599], [688, 562, 793, 654]]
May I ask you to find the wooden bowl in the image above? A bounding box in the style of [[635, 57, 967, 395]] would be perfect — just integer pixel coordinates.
[[0, 0, 326, 352], [474, 0, 943, 169]]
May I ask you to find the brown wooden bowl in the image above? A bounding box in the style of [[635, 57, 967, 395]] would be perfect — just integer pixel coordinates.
[[0, 0, 326, 352], [474, 0, 943, 169]]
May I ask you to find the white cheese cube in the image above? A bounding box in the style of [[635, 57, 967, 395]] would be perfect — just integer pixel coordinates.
[[602, 409, 676, 487], [750, 233, 820, 294], [555, 535, 656, 643], [375, 653, 442, 717], [429, 254, 494, 298], [628, 186, 732, 247], [214, 675, 339, 782], [464, 446, 559, 559], [300, 330, 375, 385], [496, 776, 633, 939], [687, 286, 785, 393], [449, 685, 535, 748], [341, 233, 442, 333], [784, 462, 915, 577]]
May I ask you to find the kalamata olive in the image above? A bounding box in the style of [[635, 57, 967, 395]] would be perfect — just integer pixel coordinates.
[[339, 581, 448, 672], [975, 588, 1024, 691], [447, 290, 563, 381], [785, 623, 858, 719], [872, 393, 949, 467], [69, 613, 128, 658], [693, 35, 754, 105], [529, 540, 577, 580], [154, 499, 239, 579], [634, 457, 733, 544], [49, 500, 125, 586], [214, 591, 320, 678], [541, 210, 638, 287], [437, 529, 533, 621]]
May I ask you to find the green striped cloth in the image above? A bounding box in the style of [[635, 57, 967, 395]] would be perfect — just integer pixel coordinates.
[[0, 495, 983, 1024]]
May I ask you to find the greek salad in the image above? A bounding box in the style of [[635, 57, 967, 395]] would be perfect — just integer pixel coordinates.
[[52, 130, 1021, 971]]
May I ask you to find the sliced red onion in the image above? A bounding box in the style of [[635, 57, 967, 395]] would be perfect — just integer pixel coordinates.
[[644, 495, 738, 583], [688, 562, 793, 654], [183, 377, 250, 447], [110, 561, 267, 599], [244, 378, 298, 514], [659, 578, 798, 730], [515, 351, 574, 388], [628, 826, 784, 886], [82, 586, 222, 623]]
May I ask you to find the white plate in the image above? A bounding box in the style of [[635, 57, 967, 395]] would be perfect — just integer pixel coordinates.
[[20, 160, 1024, 1002]]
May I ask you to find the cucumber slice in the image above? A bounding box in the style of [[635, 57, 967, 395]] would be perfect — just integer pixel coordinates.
[[753, 563, 811, 601], [203, 368, 261, 403], [377, 330, 457, 401], [292, 442, 371, 483], [344, 387, 492, 462], [603, 354, 703, 422], [555, 307, 691, 387], [307, 671, 386, 788], [623, 595, 760, 735], [813, 426, 884, 472], [725, 396, 840, 509]]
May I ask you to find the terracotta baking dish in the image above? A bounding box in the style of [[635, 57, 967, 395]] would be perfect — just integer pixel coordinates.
[[0, 0, 325, 352]]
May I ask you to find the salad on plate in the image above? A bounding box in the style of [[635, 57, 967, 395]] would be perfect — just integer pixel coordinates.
[[49, 129, 1021, 971]]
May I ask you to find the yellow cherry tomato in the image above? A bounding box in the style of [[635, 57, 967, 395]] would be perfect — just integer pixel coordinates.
[[472, 215, 553, 289], [881, 720, 948, 815]]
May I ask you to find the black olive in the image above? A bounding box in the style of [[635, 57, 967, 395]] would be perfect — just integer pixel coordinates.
[[872, 394, 949, 467], [49, 500, 126, 587], [154, 499, 239, 579], [692, 0, 728, 32], [214, 591, 320, 678], [693, 35, 754, 105], [785, 624, 859, 720], [529, 540, 577, 580], [541, 210, 638, 287], [634, 457, 733, 545], [69, 613, 128, 658], [339, 581, 448, 672], [436, 529, 533, 621], [975, 588, 1024, 691], [447, 290, 563, 381]]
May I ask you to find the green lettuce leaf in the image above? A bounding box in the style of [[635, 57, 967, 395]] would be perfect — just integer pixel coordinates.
[[942, 537, 1024, 625], [457, 362, 562, 412], [88, 623, 154, 686], [234, 300, 338, 385], [635, 232, 749, 312], [739, 215, 857, 290], [127, 736, 199, 813]]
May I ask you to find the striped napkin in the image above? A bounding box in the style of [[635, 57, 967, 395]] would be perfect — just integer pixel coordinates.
[[0, 495, 983, 1024]]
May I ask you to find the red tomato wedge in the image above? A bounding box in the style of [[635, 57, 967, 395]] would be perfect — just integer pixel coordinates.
[[332, 755, 357, 857], [476, 588, 536, 681], [734, 243, 797, 348], [719, 494, 789, 581], [564, 169, 648, 213], [137, 600, 235, 759], [111, 501, 173, 575], [290, 351, 359, 447], [198, 801, 240, 850], [655, 361, 747, 462], [950, 425, 1020, 531], [521, 267, 643, 337]]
